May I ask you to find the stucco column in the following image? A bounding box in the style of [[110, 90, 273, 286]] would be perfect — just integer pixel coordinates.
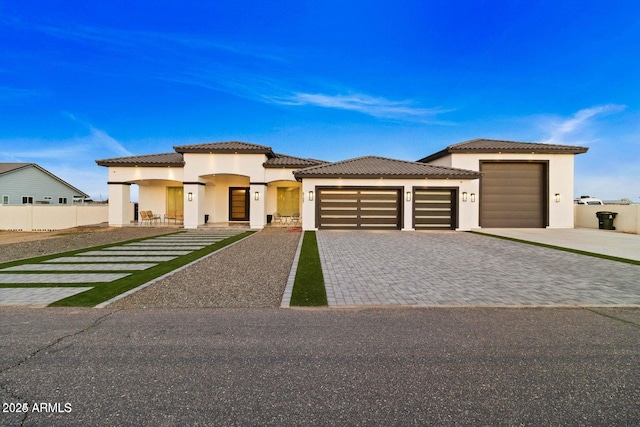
[[402, 186, 414, 231], [107, 182, 131, 227], [183, 182, 205, 229], [249, 182, 267, 229]]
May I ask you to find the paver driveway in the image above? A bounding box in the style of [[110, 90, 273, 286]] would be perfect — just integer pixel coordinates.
[[316, 230, 640, 306]]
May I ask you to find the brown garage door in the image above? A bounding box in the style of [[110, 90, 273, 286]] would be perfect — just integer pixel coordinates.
[[480, 162, 547, 228], [317, 187, 401, 229], [413, 189, 456, 230]]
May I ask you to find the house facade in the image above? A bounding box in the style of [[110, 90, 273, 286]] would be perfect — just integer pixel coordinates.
[[0, 163, 89, 205], [96, 139, 588, 230]]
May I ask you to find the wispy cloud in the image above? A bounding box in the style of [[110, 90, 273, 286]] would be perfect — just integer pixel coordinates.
[[8, 16, 292, 64], [62, 112, 132, 157], [0, 86, 47, 100], [269, 92, 453, 121], [541, 104, 626, 144], [0, 115, 132, 200]]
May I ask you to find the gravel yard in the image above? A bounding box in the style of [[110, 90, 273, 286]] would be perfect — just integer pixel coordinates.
[[0, 226, 178, 263], [110, 228, 301, 308]]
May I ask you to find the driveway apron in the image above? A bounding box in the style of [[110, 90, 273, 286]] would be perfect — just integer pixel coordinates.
[[316, 230, 640, 306]]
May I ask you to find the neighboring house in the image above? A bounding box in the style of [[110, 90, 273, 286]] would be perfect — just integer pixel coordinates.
[[96, 138, 588, 230], [0, 163, 89, 205]]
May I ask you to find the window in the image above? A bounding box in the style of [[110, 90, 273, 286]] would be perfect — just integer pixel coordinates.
[[22, 196, 33, 204], [2, 195, 8, 204], [277, 187, 300, 217], [59, 197, 68, 204]]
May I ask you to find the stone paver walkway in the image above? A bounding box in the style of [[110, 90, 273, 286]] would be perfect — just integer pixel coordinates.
[[0, 273, 130, 284], [0, 287, 92, 306], [316, 230, 640, 307], [0, 229, 245, 306]]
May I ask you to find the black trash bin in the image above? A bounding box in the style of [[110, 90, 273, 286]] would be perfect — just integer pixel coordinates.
[[204, 214, 209, 224], [267, 214, 273, 224], [595, 211, 617, 230]]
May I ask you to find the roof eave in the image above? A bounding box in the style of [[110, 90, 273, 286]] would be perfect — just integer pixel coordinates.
[[95, 160, 185, 167], [449, 148, 589, 155], [293, 173, 481, 180], [174, 147, 276, 157], [417, 148, 450, 163]]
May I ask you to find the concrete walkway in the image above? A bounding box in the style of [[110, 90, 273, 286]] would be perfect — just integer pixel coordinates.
[[316, 230, 640, 307], [477, 228, 640, 261]]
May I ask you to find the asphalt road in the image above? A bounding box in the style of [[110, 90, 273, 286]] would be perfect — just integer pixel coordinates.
[[1, 307, 639, 426]]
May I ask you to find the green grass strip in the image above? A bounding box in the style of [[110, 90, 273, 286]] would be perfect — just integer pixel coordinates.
[[470, 231, 640, 266], [290, 231, 327, 307], [48, 231, 254, 307]]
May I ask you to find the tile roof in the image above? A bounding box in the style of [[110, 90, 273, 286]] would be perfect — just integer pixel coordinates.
[[418, 138, 589, 162], [264, 153, 327, 168], [293, 156, 481, 179], [95, 152, 184, 167], [173, 141, 274, 155]]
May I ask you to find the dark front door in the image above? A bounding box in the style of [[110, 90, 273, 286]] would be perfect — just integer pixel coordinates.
[[229, 187, 250, 221]]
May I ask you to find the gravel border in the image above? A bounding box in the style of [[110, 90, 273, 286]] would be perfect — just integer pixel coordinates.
[[109, 228, 301, 308]]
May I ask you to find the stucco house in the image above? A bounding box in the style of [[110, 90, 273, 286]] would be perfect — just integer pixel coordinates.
[[0, 163, 89, 205], [96, 138, 588, 230]]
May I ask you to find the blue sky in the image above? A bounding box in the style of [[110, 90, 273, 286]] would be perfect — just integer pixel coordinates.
[[1, 1, 639, 201]]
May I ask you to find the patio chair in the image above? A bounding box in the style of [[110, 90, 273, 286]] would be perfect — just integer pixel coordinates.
[[291, 212, 300, 225], [139, 210, 150, 225], [146, 210, 161, 223], [164, 210, 177, 224], [273, 212, 285, 225]]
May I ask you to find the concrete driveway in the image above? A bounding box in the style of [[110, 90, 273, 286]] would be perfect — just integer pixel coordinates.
[[316, 230, 640, 306]]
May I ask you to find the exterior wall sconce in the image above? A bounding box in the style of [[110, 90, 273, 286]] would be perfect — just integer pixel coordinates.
[[406, 191, 412, 202], [188, 192, 193, 202], [555, 193, 560, 203], [308, 191, 314, 201], [462, 192, 468, 202], [470, 193, 476, 203], [254, 191, 260, 201]]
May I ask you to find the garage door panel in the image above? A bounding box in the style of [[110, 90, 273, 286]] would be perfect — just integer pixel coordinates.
[[481, 162, 546, 228], [318, 188, 401, 229], [413, 189, 456, 230]]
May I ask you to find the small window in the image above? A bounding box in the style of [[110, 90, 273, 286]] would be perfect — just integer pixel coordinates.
[[59, 197, 68, 204], [43, 196, 52, 201], [22, 196, 34, 204], [2, 195, 8, 204]]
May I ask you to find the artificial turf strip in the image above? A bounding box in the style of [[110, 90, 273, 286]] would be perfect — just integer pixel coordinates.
[[290, 231, 328, 307], [49, 231, 255, 307], [470, 231, 640, 266]]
